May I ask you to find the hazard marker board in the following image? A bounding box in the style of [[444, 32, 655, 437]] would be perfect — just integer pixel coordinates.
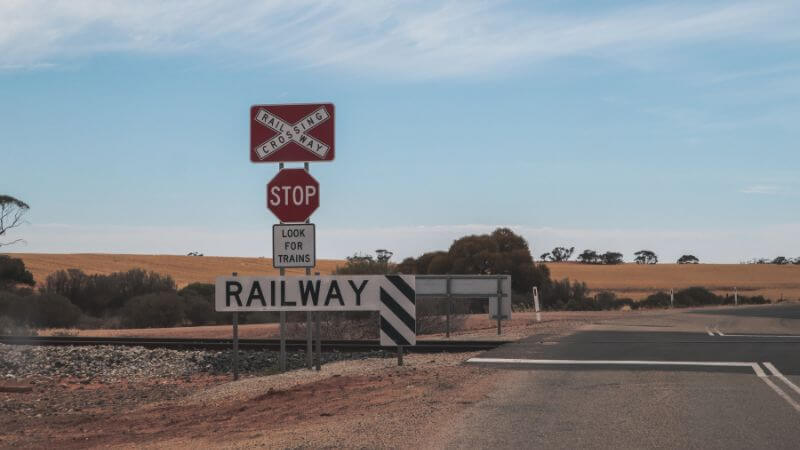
[[251, 103, 335, 162], [267, 169, 320, 223], [273, 224, 315, 268], [215, 275, 416, 346]]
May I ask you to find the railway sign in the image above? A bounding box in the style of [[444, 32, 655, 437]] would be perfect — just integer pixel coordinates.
[[215, 275, 417, 346], [251, 103, 335, 162], [267, 169, 319, 223], [273, 223, 315, 268]]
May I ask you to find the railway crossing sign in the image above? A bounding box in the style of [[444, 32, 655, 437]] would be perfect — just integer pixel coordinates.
[[216, 275, 417, 346], [273, 223, 315, 268], [251, 103, 335, 162], [267, 169, 320, 223]]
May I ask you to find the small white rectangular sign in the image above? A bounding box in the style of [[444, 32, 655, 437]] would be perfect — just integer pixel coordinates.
[[272, 223, 315, 268]]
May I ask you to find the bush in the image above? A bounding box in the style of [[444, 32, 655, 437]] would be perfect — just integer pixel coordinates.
[[29, 293, 82, 328], [42, 268, 176, 316], [182, 294, 215, 325], [0, 290, 81, 328], [0, 255, 35, 289], [120, 292, 184, 328]]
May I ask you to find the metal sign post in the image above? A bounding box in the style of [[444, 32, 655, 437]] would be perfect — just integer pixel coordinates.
[[496, 278, 502, 335], [231, 272, 240, 381], [445, 278, 452, 338]]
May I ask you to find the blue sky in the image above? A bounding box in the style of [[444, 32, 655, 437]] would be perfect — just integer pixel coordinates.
[[2, 0, 799, 263]]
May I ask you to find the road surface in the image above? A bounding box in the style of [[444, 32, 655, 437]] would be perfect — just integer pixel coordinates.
[[435, 303, 800, 449]]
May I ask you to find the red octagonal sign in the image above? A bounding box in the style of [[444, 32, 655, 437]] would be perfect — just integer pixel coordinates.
[[267, 169, 319, 223]]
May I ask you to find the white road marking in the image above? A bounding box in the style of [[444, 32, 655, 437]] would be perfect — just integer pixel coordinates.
[[706, 327, 715, 336], [758, 375, 800, 412], [466, 358, 800, 413], [763, 362, 800, 397], [720, 334, 800, 338], [466, 358, 756, 368]]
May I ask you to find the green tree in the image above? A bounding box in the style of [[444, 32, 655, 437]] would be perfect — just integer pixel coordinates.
[[549, 246, 575, 262], [634, 250, 658, 264], [577, 249, 600, 264], [0, 255, 35, 289], [677, 254, 699, 264], [771, 256, 790, 265], [0, 195, 29, 248], [601, 251, 624, 265]]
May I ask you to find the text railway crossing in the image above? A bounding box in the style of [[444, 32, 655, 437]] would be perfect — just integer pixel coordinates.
[[254, 106, 331, 160]]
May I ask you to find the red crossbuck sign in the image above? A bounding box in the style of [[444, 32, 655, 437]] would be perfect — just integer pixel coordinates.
[[250, 103, 335, 162], [267, 169, 320, 223]]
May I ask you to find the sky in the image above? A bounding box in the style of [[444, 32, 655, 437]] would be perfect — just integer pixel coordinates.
[[1, 0, 800, 263]]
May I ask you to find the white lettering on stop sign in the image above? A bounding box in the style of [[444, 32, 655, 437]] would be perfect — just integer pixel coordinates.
[[269, 185, 317, 206]]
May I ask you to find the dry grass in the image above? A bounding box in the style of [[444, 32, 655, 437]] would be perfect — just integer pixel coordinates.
[[546, 262, 800, 300], [4, 253, 342, 288]]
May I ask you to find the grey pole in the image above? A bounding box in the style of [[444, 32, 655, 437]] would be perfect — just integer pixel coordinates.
[[232, 272, 239, 381], [277, 162, 287, 372], [734, 287, 738, 306], [279, 268, 287, 372], [314, 311, 322, 370], [496, 278, 503, 335], [304, 162, 314, 370], [445, 277, 452, 338], [314, 271, 322, 371]]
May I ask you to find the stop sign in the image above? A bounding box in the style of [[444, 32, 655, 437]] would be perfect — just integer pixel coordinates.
[[267, 169, 319, 223]]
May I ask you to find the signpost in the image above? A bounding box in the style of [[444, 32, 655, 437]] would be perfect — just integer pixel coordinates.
[[251, 103, 335, 163], [273, 224, 315, 268], [267, 169, 320, 223]]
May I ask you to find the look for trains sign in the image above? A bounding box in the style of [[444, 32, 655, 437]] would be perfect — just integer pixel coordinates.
[[250, 103, 335, 162]]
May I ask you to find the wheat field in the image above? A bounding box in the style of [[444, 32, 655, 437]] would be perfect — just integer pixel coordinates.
[[6, 253, 342, 288], [5, 253, 800, 301], [546, 262, 800, 300]]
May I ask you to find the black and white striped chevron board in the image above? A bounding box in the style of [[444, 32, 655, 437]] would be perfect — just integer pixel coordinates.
[[215, 275, 416, 347]]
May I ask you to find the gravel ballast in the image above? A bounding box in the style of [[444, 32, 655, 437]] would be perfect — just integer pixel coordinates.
[[0, 343, 391, 381]]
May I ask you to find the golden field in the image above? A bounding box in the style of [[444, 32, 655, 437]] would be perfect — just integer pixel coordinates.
[[546, 262, 800, 300], [4, 253, 800, 301], [5, 253, 342, 288]]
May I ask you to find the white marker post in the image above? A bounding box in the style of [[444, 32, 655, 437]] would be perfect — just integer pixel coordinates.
[[533, 286, 541, 323], [735, 287, 738, 306], [670, 289, 675, 308]]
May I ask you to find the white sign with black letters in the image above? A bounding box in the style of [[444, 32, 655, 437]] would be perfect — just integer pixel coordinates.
[[272, 223, 315, 268], [215, 275, 416, 346]]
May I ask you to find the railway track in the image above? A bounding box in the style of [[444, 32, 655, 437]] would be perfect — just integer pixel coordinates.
[[0, 335, 511, 353]]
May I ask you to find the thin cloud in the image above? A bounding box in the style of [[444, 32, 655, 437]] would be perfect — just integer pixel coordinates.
[[1, 1, 798, 78], [741, 185, 780, 195]]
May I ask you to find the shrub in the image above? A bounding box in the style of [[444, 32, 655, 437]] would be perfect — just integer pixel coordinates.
[[0, 255, 35, 289], [29, 293, 82, 328], [0, 290, 81, 328], [120, 292, 184, 328], [42, 268, 176, 316], [182, 294, 215, 325]]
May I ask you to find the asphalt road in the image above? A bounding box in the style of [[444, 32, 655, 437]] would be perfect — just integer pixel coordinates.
[[436, 303, 800, 449]]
